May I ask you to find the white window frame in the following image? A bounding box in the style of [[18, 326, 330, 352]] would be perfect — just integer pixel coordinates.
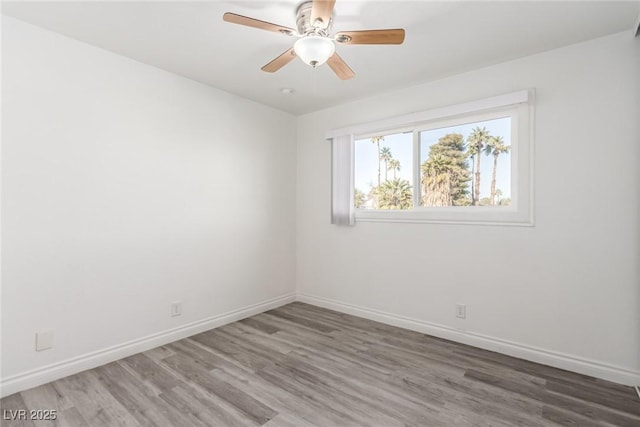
[[328, 90, 535, 226]]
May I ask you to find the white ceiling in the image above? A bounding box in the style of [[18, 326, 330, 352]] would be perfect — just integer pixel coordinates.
[[2, 1, 639, 115]]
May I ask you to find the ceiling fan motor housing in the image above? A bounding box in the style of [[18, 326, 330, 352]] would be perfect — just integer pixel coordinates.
[[296, 1, 332, 36]]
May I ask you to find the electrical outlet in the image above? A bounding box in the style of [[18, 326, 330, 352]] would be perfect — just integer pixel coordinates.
[[455, 304, 466, 319], [171, 302, 182, 317], [35, 330, 54, 351]]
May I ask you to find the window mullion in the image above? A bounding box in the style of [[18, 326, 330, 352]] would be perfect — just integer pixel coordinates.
[[412, 130, 420, 209]]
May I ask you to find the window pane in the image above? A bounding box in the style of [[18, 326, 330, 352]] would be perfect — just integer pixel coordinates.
[[419, 117, 511, 207], [354, 133, 413, 210]]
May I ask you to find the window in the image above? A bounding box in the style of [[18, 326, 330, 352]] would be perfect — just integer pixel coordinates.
[[355, 131, 414, 210], [330, 90, 534, 226], [419, 116, 512, 208]]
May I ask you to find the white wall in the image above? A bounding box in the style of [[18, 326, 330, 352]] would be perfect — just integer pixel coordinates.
[[296, 31, 640, 385], [1, 16, 296, 394]]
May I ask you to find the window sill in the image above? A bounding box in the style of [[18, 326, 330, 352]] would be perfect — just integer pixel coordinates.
[[355, 209, 534, 226]]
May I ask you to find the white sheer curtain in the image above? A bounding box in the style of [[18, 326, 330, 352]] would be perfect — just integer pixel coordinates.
[[331, 134, 355, 226]]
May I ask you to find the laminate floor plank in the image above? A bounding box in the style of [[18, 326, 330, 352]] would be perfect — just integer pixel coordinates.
[[213, 327, 292, 364], [261, 413, 317, 427], [53, 407, 89, 427], [238, 317, 281, 335], [119, 353, 181, 393], [265, 354, 411, 427], [161, 351, 276, 425], [166, 338, 251, 376], [211, 367, 342, 427], [363, 341, 461, 374], [255, 313, 365, 352], [3, 302, 638, 426], [93, 361, 187, 427], [190, 329, 278, 373], [393, 369, 548, 426], [396, 367, 545, 421], [286, 303, 433, 342], [53, 371, 141, 427], [141, 345, 174, 363], [454, 345, 598, 386], [160, 384, 254, 427], [546, 379, 640, 416], [284, 348, 445, 420], [19, 383, 74, 414], [265, 310, 338, 334], [464, 368, 546, 401], [542, 390, 640, 427], [222, 323, 296, 355], [541, 405, 608, 427], [0, 393, 36, 427], [593, 377, 639, 397], [255, 365, 364, 426], [157, 386, 231, 427], [275, 329, 395, 378], [277, 305, 385, 345]]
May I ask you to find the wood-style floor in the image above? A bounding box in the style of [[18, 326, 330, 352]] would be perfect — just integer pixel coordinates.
[[1, 302, 638, 426]]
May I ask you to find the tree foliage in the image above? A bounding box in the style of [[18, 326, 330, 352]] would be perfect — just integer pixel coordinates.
[[362, 144, 412, 210], [371, 136, 384, 186], [484, 135, 510, 205], [380, 146, 392, 181], [375, 178, 413, 210], [354, 188, 367, 208], [421, 133, 470, 207], [467, 126, 491, 206], [388, 158, 401, 180]]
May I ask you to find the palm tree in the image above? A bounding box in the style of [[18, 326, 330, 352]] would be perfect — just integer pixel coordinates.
[[467, 127, 491, 205], [483, 135, 510, 205], [380, 147, 393, 181], [421, 133, 471, 206], [467, 143, 478, 205], [421, 154, 454, 207], [371, 136, 384, 186], [388, 158, 401, 179], [375, 178, 413, 210], [354, 188, 367, 208]]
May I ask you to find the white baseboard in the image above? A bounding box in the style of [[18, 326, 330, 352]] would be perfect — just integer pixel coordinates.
[[297, 293, 640, 387], [0, 293, 295, 398]]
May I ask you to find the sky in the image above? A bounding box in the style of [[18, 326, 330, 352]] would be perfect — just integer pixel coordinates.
[[354, 117, 512, 203]]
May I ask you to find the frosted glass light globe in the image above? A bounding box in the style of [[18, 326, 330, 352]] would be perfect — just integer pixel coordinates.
[[294, 35, 335, 68]]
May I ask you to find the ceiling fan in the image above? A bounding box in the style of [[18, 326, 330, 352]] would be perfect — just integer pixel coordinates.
[[223, 0, 405, 80]]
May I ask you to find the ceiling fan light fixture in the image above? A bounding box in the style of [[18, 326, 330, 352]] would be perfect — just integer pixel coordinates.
[[294, 35, 335, 68]]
